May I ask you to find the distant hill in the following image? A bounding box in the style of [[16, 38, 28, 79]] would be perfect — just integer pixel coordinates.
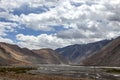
[[0, 42, 68, 66], [32, 48, 69, 64], [83, 36, 120, 66], [55, 40, 111, 64]]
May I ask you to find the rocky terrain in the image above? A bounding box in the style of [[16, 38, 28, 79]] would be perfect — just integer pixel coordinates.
[[56, 39, 111, 63], [0, 42, 68, 66], [0, 73, 92, 80], [0, 36, 120, 66], [33, 48, 69, 64], [83, 36, 120, 66]]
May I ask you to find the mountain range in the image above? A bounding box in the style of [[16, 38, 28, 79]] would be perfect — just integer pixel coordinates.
[[0, 36, 120, 66], [0, 42, 68, 66], [55, 39, 111, 63]]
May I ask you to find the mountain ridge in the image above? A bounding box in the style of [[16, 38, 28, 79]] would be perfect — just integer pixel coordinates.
[[0, 36, 119, 66], [0, 42, 68, 66], [55, 39, 112, 63], [83, 36, 120, 66]]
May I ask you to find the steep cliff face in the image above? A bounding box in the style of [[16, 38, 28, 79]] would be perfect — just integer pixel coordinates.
[[83, 37, 120, 66]]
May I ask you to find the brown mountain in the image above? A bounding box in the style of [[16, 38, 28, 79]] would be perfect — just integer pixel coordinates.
[[33, 49, 69, 64], [83, 36, 120, 66], [0, 42, 68, 66]]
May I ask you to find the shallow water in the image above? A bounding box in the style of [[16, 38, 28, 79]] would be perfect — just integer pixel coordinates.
[[28, 65, 120, 80]]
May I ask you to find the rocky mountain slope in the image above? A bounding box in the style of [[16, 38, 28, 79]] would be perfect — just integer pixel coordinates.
[[55, 40, 111, 63], [0, 36, 119, 66], [83, 37, 120, 66], [32, 48, 69, 64], [0, 42, 68, 66]]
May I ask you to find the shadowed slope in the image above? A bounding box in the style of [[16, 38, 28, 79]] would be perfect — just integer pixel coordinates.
[[56, 40, 111, 63], [83, 37, 120, 66]]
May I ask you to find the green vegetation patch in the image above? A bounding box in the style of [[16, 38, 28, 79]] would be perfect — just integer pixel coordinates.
[[105, 68, 120, 74], [0, 67, 37, 74]]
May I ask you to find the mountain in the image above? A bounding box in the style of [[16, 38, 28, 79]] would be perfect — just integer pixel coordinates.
[[33, 48, 69, 64], [83, 36, 120, 66], [0, 42, 68, 66], [55, 40, 111, 64]]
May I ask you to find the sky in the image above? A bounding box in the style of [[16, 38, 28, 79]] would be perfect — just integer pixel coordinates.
[[0, 0, 120, 49]]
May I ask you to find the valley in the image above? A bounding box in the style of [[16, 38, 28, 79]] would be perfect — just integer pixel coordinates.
[[0, 36, 120, 80], [29, 64, 120, 80], [0, 65, 120, 80]]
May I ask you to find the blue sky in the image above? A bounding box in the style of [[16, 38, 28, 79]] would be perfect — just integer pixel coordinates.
[[0, 0, 120, 49]]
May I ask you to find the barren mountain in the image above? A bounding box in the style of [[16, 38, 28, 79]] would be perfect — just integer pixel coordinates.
[[33, 49, 69, 64], [83, 36, 120, 66], [55, 40, 111, 63], [0, 42, 68, 66]]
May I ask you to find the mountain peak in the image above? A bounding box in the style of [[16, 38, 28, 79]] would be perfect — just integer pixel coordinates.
[[55, 39, 111, 63]]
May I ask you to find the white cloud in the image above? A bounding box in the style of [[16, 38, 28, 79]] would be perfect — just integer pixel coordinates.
[[16, 33, 71, 49], [0, 22, 18, 36], [16, 0, 120, 33], [0, 0, 120, 49], [16, 33, 107, 49], [0, 0, 60, 12], [0, 0, 26, 12], [20, 13, 56, 31], [0, 37, 14, 44]]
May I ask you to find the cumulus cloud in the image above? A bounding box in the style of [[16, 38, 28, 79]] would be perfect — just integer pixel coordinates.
[[16, 33, 71, 49], [16, 33, 107, 49], [16, 0, 120, 36], [0, 0, 120, 49], [0, 22, 18, 36], [0, 37, 14, 44]]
